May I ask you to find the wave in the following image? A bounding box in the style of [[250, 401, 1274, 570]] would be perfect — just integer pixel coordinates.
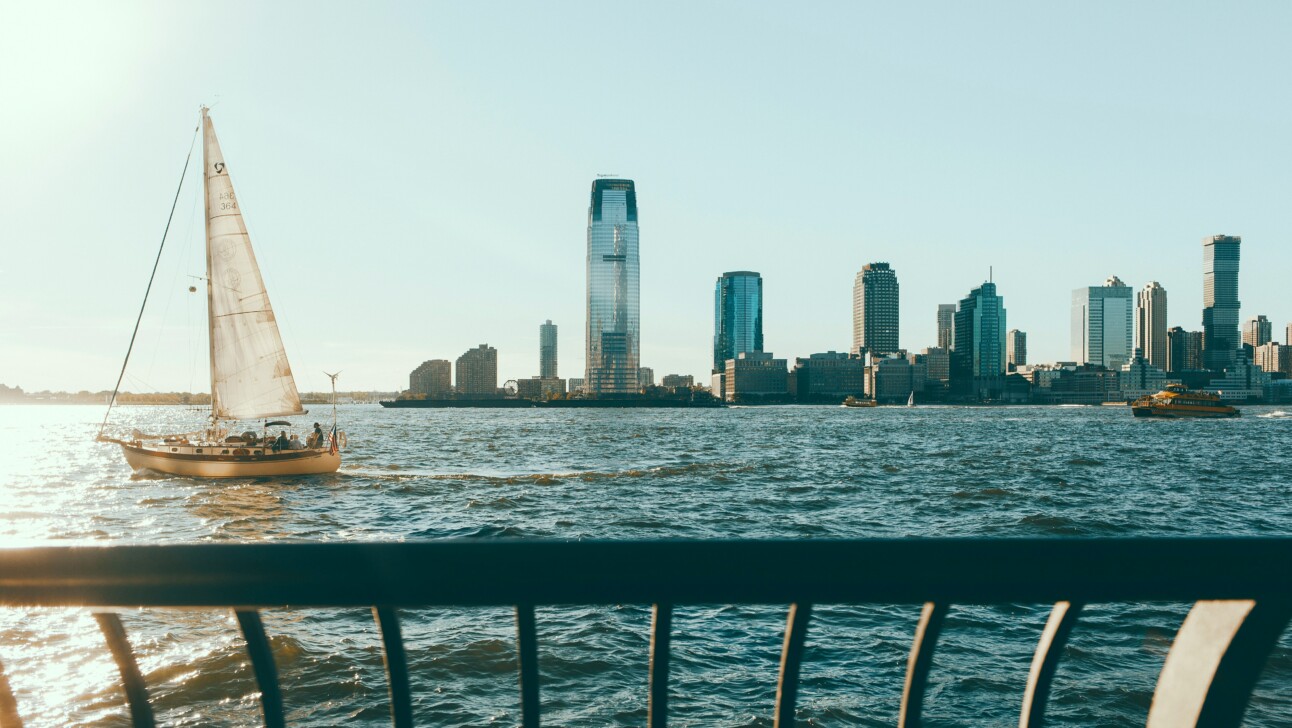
[[1258, 410, 1291, 419]]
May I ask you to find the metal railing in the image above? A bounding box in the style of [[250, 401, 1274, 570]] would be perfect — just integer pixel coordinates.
[[0, 538, 1288, 727]]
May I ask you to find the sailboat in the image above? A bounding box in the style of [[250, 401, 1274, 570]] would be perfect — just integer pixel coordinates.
[[907, 391, 915, 407], [98, 107, 343, 477]]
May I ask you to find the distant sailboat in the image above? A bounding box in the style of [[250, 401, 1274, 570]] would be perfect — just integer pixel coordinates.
[[98, 107, 343, 477], [907, 391, 915, 407]]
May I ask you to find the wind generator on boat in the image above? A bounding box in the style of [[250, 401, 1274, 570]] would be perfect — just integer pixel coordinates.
[[97, 107, 344, 477]]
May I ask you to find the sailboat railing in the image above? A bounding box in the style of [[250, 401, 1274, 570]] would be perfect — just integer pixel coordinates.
[[0, 538, 1286, 727]]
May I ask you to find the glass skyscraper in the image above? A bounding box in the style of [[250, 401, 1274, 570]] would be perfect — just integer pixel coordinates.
[[951, 281, 1006, 395], [585, 179, 640, 394], [713, 271, 764, 372], [1071, 276, 1134, 369], [1202, 234, 1241, 371], [539, 320, 558, 379], [852, 263, 900, 357]]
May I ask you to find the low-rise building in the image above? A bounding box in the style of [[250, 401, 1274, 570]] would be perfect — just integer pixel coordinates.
[[516, 377, 566, 400], [724, 351, 788, 402], [1203, 358, 1271, 402], [790, 352, 866, 401], [661, 374, 694, 389], [638, 367, 655, 388], [1120, 352, 1168, 400], [1033, 365, 1120, 404], [865, 356, 926, 404]]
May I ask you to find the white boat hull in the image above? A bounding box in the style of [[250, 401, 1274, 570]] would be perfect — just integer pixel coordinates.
[[121, 443, 341, 478]]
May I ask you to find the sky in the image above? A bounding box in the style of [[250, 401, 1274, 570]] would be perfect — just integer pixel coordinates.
[[2, 2, 1290, 393]]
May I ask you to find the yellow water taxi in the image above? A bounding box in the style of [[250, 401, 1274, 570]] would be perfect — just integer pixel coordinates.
[[842, 396, 877, 408], [1130, 384, 1239, 419]]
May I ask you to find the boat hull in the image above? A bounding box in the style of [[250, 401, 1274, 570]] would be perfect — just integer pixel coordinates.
[[121, 443, 341, 477], [1130, 405, 1239, 419]]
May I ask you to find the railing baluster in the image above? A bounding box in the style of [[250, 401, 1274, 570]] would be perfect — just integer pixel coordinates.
[[93, 613, 155, 728], [1019, 601, 1082, 727], [648, 603, 672, 728], [774, 602, 812, 728], [515, 604, 540, 728], [235, 610, 285, 728], [899, 601, 948, 728], [1147, 599, 1292, 727], [372, 607, 413, 728], [0, 657, 23, 728]]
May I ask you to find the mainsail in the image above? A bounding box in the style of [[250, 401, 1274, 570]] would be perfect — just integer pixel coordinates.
[[202, 108, 305, 421]]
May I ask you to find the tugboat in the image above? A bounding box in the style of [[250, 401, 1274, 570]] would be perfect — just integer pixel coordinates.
[[1130, 384, 1239, 419]]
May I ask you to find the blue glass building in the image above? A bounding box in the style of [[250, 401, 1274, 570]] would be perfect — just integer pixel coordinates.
[[714, 271, 764, 372], [1202, 234, 1241, 371], [585, 179, 640, 394], [951, 281, 1007, 397]]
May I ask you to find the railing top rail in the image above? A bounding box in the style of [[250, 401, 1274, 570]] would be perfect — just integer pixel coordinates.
[[0, 537, 1288, 608]]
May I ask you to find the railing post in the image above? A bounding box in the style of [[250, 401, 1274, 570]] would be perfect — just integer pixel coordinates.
[[899, 602, 948, 728], [235, 610, 285, 728], [0, 658, 22, 728], [1147, 599, 1292, 727], [1019, 601, 1082, 727], [774, 602, 812, 728], [372, 607, 414, 728], [648, 603, 672, 728], [515, 604, 540, 728], [93, 613, 155, 728]]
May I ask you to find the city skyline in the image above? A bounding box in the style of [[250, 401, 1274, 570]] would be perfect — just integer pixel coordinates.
[[4, 4, 1292, 392]]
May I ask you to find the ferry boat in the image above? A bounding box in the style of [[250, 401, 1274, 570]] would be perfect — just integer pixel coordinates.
[[1130, 384, 1239, 419], [842, 396, 877, 408]]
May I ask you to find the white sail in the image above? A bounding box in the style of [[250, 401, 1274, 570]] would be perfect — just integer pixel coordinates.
[[202, 109, 305, 421]]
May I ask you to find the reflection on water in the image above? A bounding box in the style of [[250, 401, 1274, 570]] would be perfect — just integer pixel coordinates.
[[0, 403, 1289, 725]]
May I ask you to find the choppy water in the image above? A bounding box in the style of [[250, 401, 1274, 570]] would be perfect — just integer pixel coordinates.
[[0, 403, 1289, 726]]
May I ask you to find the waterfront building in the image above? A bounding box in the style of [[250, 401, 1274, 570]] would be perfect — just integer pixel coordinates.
[[1202, 358, 1270, 402], [585, 178, 641, 395], [1071, 276, 1133, 369], [1166, 327, 1204, 374], [937, 304, 955, 350], [1243, 315, 1272, 348], [917, 346, 950, 383], [1120, 351, 1168, 400], [713, 271, 763, 373], [409, 359, 451, 398], [950, 281, 1007, 398], [852, 263, 899, 357], [539, 320, 558, 379], [1202, 234, 1241, 371], [1007, 329, 1027, 369], [866, 356, 926, 404], [1135, 282, 1168, 369], [1254, 342, 1292, 375], [723, 351, 788, 402], [516, 377, 566, 400], [455, 344, 498, 396], [638, 367, 655, 388], [661, 374, 694, 389], [567, 377, 585, 393], [790, 352, 866, 401], [1033, 364, 1120, 405]]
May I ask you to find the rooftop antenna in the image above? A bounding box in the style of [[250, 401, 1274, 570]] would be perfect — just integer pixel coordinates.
[[597, 172, 619, 178], [990, 266, 993, 283]]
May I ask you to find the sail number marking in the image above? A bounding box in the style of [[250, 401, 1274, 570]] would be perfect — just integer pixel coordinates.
[[218, 190, 238, 212]]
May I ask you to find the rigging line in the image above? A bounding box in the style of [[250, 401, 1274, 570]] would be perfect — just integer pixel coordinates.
[[96, 117, 201, 441]]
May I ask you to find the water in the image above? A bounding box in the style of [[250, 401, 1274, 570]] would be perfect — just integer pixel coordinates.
[[0, 403, 1289, 726]]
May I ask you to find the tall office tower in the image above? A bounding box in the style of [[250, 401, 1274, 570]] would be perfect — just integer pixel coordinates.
[[1288, 323, 1292, 346], [937, 304, 956, 350], [1242, 315, 1271, 348], [950, 281, 1006, 394], [456, 344, 498, 395], [539, 320, 558, 378], [1166, 327, 1205, 373], [410, 359, 452, 397], [1071, 276, 1134, 369], [1007, 329, 1027, 368], [1135, 281, 1168, 369], [851, 262, 899, 357], [585, 179, 641, 394], [1202, 234, 1241, 371], [713, 271, 764, 372]]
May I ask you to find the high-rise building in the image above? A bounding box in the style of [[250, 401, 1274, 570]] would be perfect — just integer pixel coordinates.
[[539, 320, 558, 379], [1254, 342, 1292, 375], [1166, 327, 1205, 374], [1242, 315, 1272, 348], [713, 271, 763, 373], [951, 281, 1006, 396], [456, 344, 498, 396], [1135, 281, 1168, 369], [1287, 323, 1292, 346], [1071, 276, 1133, 369], [1007, 329, 1027, 368], [937, 304, 956, 350], [917, 347, 950, 382], [852, 263, 899, 357], [638, 367, 654, 387], [585, 178, 640, 394], [409, 359, 451, 397], [1202, 234, 1241, 371]]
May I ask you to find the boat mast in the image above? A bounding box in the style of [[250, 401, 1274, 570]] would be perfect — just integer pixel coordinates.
[[202, 107, 220, 424]]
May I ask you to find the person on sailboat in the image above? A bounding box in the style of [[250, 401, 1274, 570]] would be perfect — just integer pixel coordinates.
[[288, 434, 305, 450], [311, 423, 324, 449], [274, 431, 290, 452]]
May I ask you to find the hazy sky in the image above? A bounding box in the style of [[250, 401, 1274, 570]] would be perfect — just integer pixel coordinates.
[[3, 2, 1290, 393]]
